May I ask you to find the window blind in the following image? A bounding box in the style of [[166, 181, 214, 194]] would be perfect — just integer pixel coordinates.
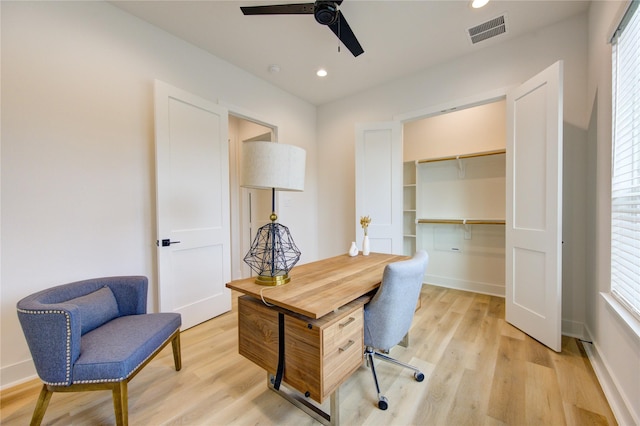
[[611, 0, 640, 321]]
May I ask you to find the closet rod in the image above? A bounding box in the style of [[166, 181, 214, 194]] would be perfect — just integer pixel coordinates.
[[417, 148, 506, 164], [417, 218, 505, 225]]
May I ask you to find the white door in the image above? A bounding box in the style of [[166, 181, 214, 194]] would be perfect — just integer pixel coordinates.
[[355, 122, 403, 254], [154, 80, 231, 330], [506, 61, 563, 351]]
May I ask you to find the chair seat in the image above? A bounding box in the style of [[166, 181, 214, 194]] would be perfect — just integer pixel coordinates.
[[73, 313, 181, 383]]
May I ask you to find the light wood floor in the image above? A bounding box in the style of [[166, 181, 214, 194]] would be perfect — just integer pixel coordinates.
[[1, 285, 616, 425]]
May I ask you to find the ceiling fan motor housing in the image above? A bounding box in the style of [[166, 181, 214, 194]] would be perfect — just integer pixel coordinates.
[[314, 1, 339, 25]]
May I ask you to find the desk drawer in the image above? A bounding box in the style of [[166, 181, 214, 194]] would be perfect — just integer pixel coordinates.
[[323, 309, 363, 355], [322, 307, 364, 397]]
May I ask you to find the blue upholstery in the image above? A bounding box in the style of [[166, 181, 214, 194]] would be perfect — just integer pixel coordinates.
[[364, 250, 429, 351], [16, 276, 182, 426]]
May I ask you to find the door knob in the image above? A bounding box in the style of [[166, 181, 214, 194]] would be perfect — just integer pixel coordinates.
[[157, 239, 181, 247]]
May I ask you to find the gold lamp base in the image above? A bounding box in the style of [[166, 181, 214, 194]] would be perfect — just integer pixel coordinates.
[[255, 274, 290, 286]]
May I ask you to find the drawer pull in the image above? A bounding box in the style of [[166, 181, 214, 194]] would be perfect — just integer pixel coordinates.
[[339, 340, 355, 352], [339, 317, 356, 328]]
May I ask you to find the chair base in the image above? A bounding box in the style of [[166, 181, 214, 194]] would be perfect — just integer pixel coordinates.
[[29, 329, 181, 426], [364, 346, 424, 410]]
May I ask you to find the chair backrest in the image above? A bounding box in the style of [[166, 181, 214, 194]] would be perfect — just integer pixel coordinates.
[[363, 251, 429, 351]]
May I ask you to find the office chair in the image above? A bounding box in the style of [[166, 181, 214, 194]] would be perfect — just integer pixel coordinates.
[[363, 250, 429, 410]]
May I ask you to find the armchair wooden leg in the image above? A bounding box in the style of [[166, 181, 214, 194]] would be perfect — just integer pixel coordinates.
[[171, 331, 182, 371], [112, 381, 128, 426], [30, 384, 53, 426]]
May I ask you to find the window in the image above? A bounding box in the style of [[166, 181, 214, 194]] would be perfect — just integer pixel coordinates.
[[611, 0, 640, 322]]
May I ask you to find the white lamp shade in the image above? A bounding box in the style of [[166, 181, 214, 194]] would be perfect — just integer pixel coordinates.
[[241, 141, 306, 191]]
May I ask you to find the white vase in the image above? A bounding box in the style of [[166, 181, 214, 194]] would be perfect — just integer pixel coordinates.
[[362, 235, 370, 256], [348, 241, 358, 257]]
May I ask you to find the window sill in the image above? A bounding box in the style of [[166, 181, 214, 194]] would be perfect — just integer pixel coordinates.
[[600, 292, 640, 340]]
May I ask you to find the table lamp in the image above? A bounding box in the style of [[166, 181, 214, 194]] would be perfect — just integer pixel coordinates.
[[241, 141, 306, 285]]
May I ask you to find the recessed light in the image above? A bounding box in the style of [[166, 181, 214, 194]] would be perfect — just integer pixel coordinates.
[[471, 0, 489, 8], [316, 69, 328, 77], [268, 64, 281, 73]]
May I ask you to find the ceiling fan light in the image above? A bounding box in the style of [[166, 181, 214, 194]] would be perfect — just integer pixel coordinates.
[[471, 0, 490, 8], [316, 69, 328, 77]]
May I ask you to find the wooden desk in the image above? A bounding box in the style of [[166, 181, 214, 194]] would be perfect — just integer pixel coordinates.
[[226, 252, 406, 425]]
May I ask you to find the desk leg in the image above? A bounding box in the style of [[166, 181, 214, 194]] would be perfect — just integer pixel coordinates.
[[267, 373, 340, 426]]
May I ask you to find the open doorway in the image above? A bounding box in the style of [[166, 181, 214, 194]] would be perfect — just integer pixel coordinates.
[[228, 115, 275, 280], [401, 99, 507, 296]]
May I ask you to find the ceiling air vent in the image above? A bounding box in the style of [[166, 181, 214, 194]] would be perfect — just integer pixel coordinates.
[[467, 14, 508, 44]]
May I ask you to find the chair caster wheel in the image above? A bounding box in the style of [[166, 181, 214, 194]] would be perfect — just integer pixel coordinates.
[[378, 396, 388, 410], [415, 371, 425, 382]]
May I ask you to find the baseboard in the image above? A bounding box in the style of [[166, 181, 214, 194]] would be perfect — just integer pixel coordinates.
[[424, 275, 505, 297], [0, 359, 37, 391], [582, 325, 638, 426], [561, 319, 585, 340]]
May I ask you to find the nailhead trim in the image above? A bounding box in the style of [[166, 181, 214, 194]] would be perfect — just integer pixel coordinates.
[[17, 308, 72, 386]]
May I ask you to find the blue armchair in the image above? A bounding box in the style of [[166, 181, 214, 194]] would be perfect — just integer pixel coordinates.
[[16, 276, 182, 426]]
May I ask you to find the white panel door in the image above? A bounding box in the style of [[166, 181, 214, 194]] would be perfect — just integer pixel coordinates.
[[355, 122, 403, 254], [154, 80, 231, 329], [506, 62, 563, 351]]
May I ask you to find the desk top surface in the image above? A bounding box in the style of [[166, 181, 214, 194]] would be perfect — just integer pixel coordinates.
[[226, 252, 407, 319]]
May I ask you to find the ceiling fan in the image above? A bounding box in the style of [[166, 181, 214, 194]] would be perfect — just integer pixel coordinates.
[[240, 1, 364, 57]]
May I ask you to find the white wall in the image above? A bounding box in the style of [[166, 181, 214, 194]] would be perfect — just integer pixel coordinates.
[[585, 1, 640, 424], [403, 100, 506, 161], [0, 1, 317, 388]]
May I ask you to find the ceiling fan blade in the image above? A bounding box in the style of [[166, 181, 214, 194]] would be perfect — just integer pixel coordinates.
[[328, 11, 364, 57], [240, 3, 314, 15]]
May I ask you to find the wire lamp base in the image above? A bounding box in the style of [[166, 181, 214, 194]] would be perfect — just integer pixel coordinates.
[[243, 220, 301, 286]]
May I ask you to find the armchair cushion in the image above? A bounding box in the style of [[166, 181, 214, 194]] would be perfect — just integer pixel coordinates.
[[72, 313, 181, 383], [66, 286, 119, 334]]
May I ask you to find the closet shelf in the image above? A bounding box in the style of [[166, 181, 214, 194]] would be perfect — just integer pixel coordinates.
[[417, 218, 505, 225], [416, 148, 506, 164]]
